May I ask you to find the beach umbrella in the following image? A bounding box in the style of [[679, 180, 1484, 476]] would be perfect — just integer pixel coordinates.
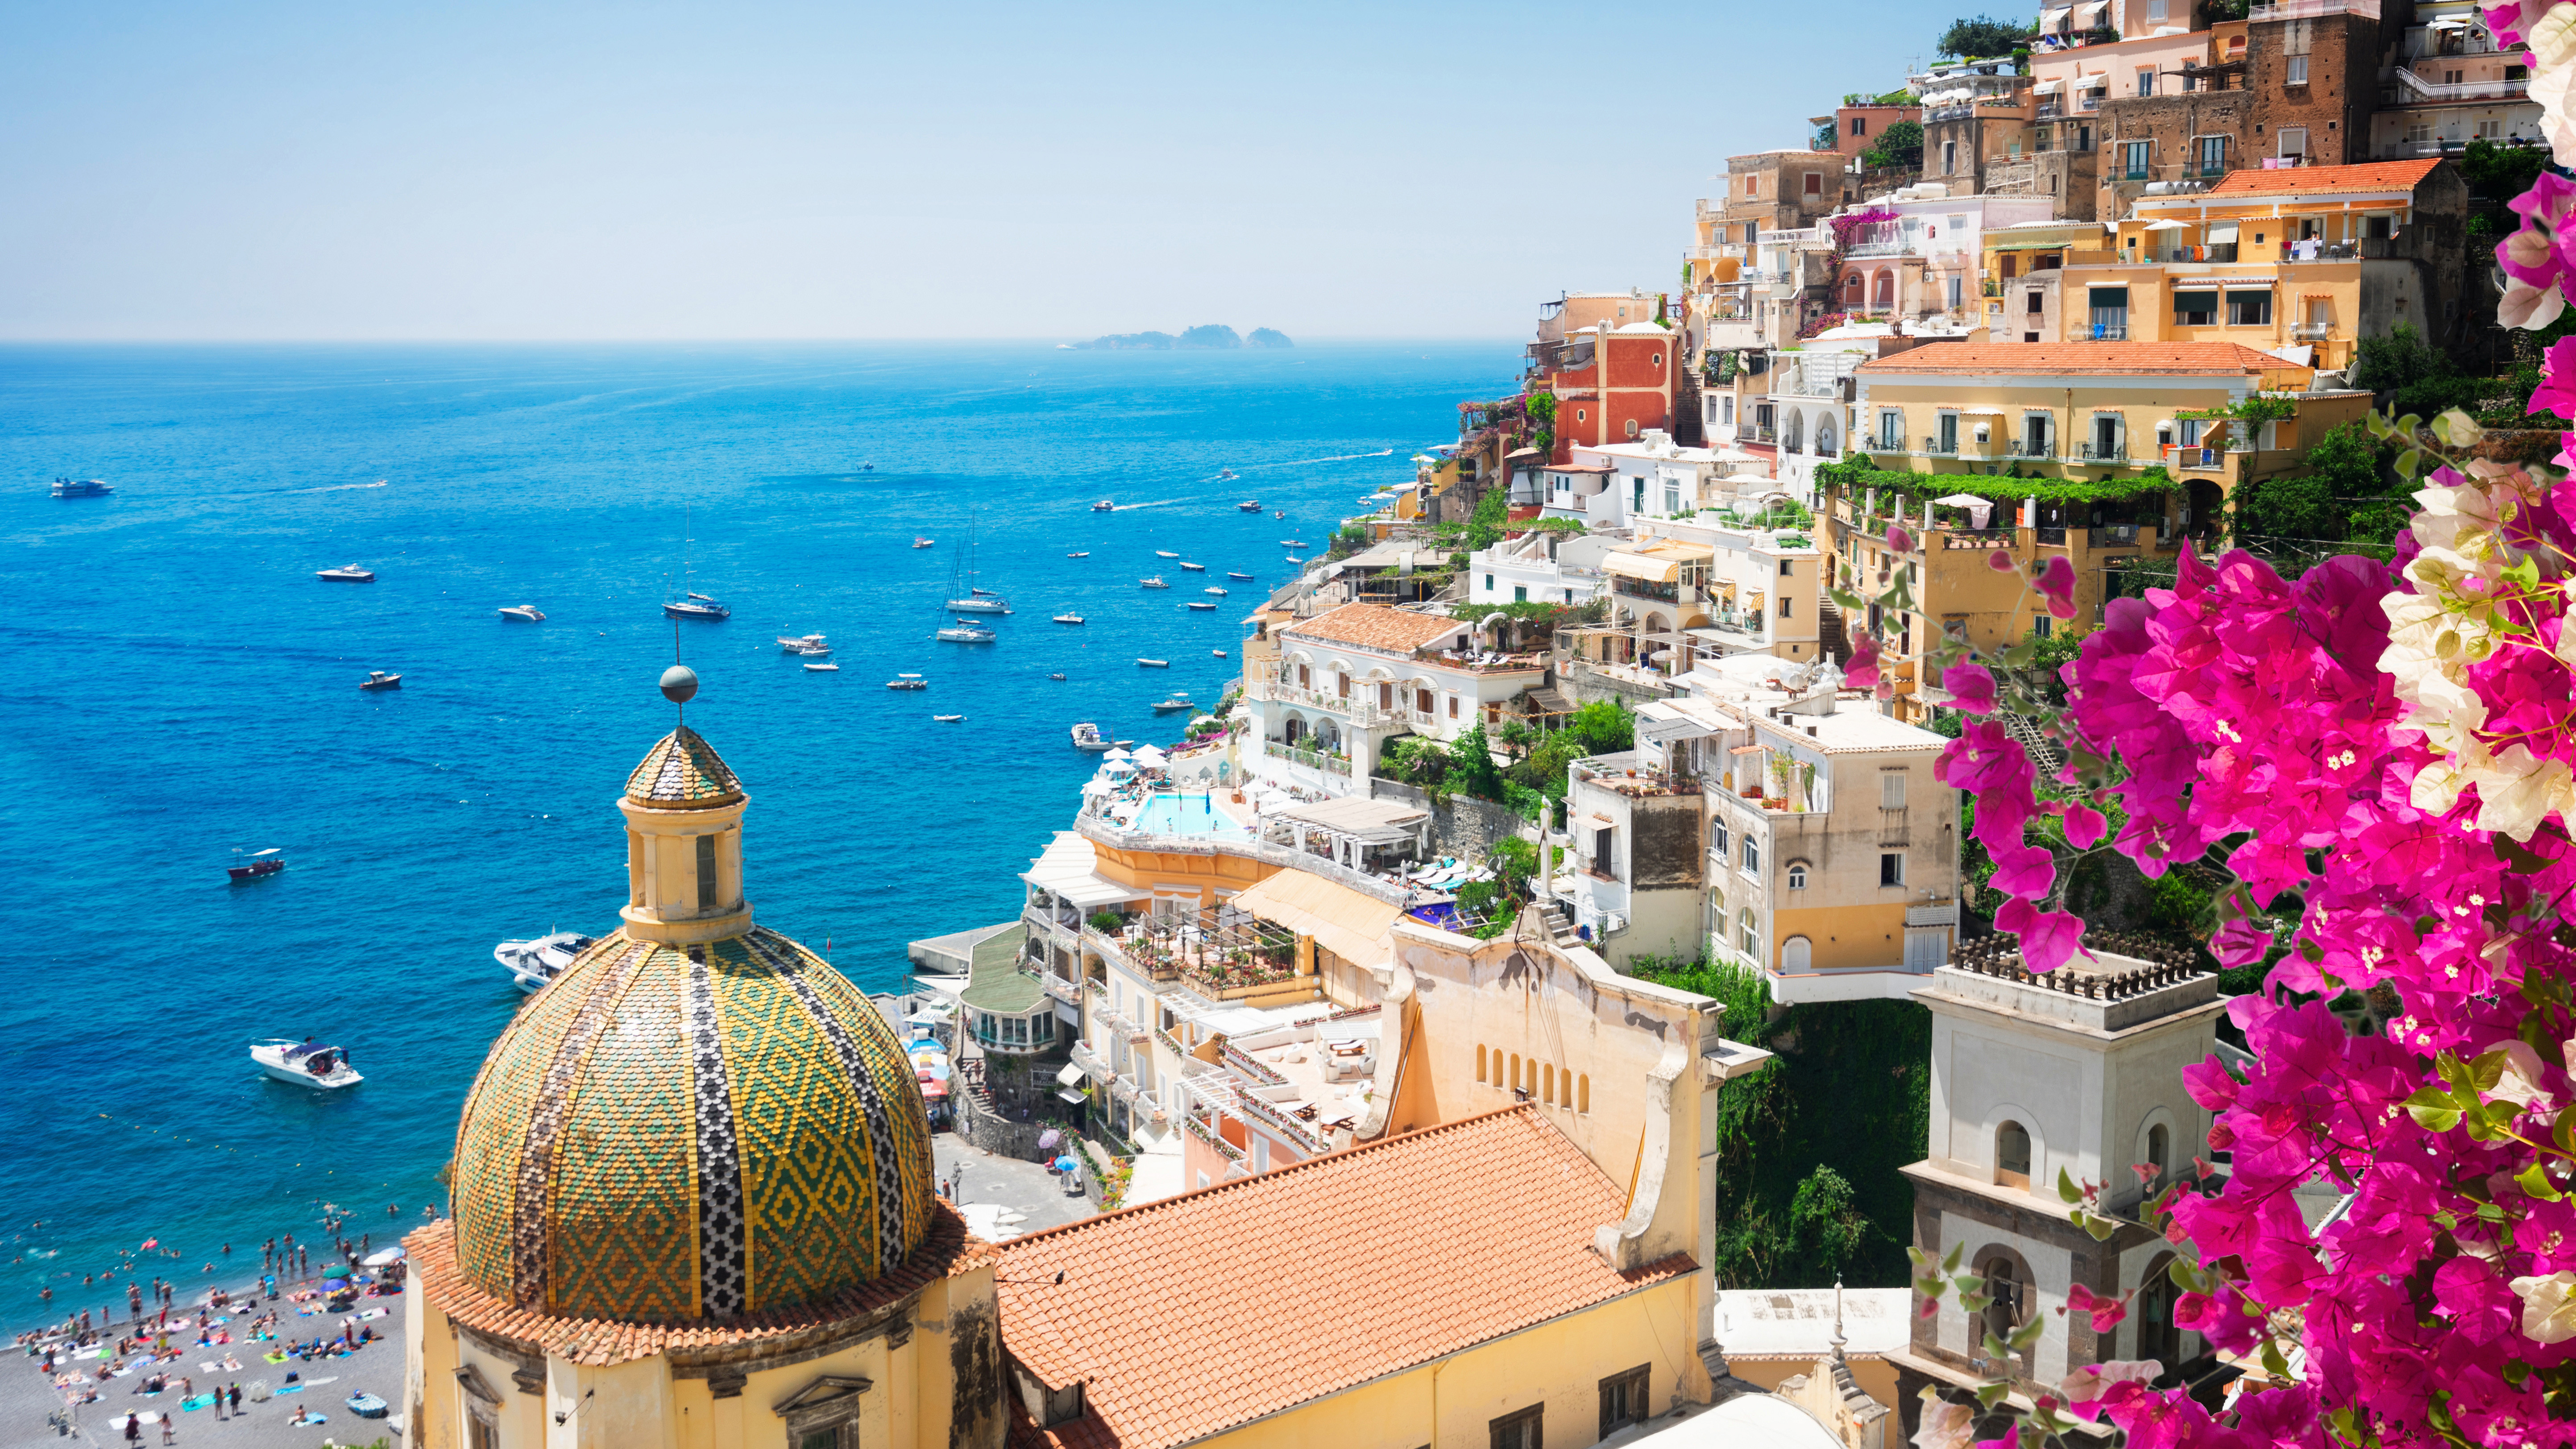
[[1054, 1155, 1080, 1175], [1103, 760, 1136, 775], [360, 1247, 404, 1268], [1079, 779, 1114, 796], [1102, 748, 1133, 763], [323, 1278, 350, 1291], [1134, 745, 1168, 767]]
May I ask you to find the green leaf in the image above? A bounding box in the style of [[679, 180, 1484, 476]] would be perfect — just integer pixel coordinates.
[[2260, 1336, 2293, 1381], [2009, 1314, 2047, 1349], [2518, 1160, 2564, 1202], [1943, 1241, 1964, 1274], [1974, 1382, 2010, 1409], [2499, 835, 2552, 874], [2471, 1047, 2511, 1094], [1982, 1331, 2015, 1361], [2553, 1106, 2576, 1158], [2058, 1166, 2082, 1204], [2396, 448, 2423, 480], [2166, 1256, 2205, 1293], [1906, 1245, 1930, 1269], [2082, 1212, 2118, 1241], [1958, 1291, 1991, 1313], [2405, 1087, 2464, 1133], [1951, 1274, 1983, 1295]]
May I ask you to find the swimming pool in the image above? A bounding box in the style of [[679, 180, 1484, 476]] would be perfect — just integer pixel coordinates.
[[1124, 792, 1252, 838]]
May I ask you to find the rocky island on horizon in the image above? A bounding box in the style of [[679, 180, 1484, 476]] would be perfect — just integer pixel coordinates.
[[1068, 325, 1293, 350]]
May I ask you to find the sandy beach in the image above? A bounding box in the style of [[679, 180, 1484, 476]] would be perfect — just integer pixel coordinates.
[[0, 1266, 406, 1449]]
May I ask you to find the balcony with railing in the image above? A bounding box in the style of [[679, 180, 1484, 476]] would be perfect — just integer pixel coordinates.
[[1923, 435, 1958, 457], [2071, 441, 2128, 462], [2248, 0, 2379, 17], [1572, 751, 1702, 799], [2291, 321, 2332, 340], [2393, 65, 2527, 101], [1614, 576, 1681, 605], [1263, 739, 1351, 775]]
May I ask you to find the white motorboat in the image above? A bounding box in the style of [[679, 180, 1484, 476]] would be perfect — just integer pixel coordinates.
[[778, 633, 829, 653], [1053, 612, 1085, 625], [495, 931, 595, 994], [1140, 576, 1168, 589], [1155, 550, 1179, 559], [1066, 551, 1091, 558], [498, 605, 545, 622], [1203, 586, 1228, 597], [249, 1039, 363, 1089], [1137, 658, 1170, 668], [1178, 561, 1206, 572], [933, 714, 966, 722], [936, 620, 997, 644], [805, 661, 840, 672], [52, 477, 113, 498], [945, 595, 1008, 613], [1092, 499, 1116, 511], [316, 564, 375, 582], [1070, 722, 1115, 751], [887, 673, 929, 689]]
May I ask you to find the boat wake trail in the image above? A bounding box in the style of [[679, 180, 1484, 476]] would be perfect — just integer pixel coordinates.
[[1227, 448, 1396, 473], [1111, 499, 1185, 511], [285, 481, 390, 494]]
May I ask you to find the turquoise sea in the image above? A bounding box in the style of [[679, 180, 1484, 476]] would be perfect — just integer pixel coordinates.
[[0, 341, 1514, 1331]]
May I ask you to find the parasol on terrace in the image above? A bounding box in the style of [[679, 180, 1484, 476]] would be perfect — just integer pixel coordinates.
[[1933, 492, 1995, 529]]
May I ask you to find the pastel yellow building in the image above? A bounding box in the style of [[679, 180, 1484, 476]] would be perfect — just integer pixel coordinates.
[[1836, 341, 2367, 719], [2059, 158, 2469, 372]]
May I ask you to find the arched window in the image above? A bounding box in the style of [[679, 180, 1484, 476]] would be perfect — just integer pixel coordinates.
[[1543, 1063, 1556, 1104], [1874, 271, 1896, 308], [1996, 1121, 2033, 1188], [1578, 1074, 1590, 1113], [1787, 862, 1809, 890], [1510, 1052, 1522, 1092], [1476, 1044, 1487, 1084], [2147, 1123, 2170, 1183], [1782, 410, 1804, 454], [2138, 1256, 2181, 1365], [1782, 936, 1812, 972], [1817, 415, 1838, 457], [1844, 273, 1864, 304], [1981, 1256, 2024, 1351]]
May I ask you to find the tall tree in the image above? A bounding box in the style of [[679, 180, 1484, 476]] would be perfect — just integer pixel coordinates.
[[1937, 14, 2028, 57]]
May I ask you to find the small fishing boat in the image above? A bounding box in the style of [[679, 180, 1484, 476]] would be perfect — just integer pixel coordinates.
[[1053, 612, 1085, 625], [1273, 509, 1285, 519], [1092, 499, 1116, 511], [1152, 695, 1193, 713], [913, 537, 935, 548], [1137, 658, 1170, 668], [778, 633, 829, 653], [886, 674, 929, 690], [935, 618, 996, 643], [1281, 538, 1307, 548], [664, 591, 730, 620], [1220, 469, 1239, 480], [1178, 561, 1207, 572], [359, 671, 402, 691], [316, 564, 375, 582], [52, 477, 113, 498], [1155, 550, 1179, 559], [1140, 576, 1168, 589], [1203, 586, 1228, 597], [495, 931, 593, 994], [1048, 672, 1066, 681], [804, 661, 840, 672], [1066, 551, 1090, 558], [249, 1039, 362, 1090], [1226, 571, 1255, 581], [933, 714, 965, 723], [228, 847, 285, 883], [1236, 499, 1261, 511], [1213, 648, 1228, 658], [1285, 555, 1306, 565], [498, 605, 545, 622], [1182, 601, 1217, 611], [1071, 722, 1115, 751]]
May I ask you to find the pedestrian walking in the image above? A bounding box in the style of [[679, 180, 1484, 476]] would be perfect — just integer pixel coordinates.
[[227, 1382, 240, 1416], [121, 1411, 140, 1444]]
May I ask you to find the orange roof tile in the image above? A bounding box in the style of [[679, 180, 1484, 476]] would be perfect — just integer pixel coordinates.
[[1857, 341, 2299, 376], [2202, 158, 2442, 197], [996, 1106, 1697, 1449], [404, 1206, 996, 1366], [1279, 602, 1468, 655]]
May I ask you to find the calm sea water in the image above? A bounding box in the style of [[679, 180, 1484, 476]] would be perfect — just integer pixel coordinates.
[[0, 340, 1514, 1330]]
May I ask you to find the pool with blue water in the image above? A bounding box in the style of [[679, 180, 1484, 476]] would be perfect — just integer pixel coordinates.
[[1128, 792, 1251, 838]]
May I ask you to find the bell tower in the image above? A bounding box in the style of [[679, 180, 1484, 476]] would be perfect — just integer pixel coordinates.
[[617, 664, 755, 945]]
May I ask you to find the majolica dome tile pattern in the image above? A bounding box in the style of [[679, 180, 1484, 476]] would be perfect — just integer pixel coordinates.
[[451, 927, 936, 1323], [625, 726, 746, 809]]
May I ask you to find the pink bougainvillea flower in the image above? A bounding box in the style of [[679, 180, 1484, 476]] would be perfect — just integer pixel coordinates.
[[1843, 633, 1881, 689], [2062, 802, 2106, 850], [1987, 549, 2018, 573], [1995, 896, 2090, 972], [2035, 556, 2078, 619], [2062, 1283, 2129, 1332], [1943, 661, 1997, 714], [2531, 335, 2576, 421], [1887, 523, 1914, 553]]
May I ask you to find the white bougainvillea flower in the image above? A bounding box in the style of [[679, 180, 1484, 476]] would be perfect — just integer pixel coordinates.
[[2514, 1270, 2576, 1343], [2485, 1039, 2559, 1113], [1911, 1399, 1975, 1449], [2500, 278, 2569, 330]]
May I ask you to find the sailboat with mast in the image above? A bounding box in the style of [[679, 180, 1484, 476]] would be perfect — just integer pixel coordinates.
[[663, 506, 730, 620], [942, 518, 1008, 614], [934, 524, 999, 643]]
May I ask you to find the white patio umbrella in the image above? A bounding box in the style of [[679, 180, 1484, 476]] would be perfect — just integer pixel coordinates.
[[361, 1246, 405, 1267], [1103, 760, 1137, 775], [1933, 492, 1995, 528], [1080, 779, 1115, 796], [1102, 747, 1133, 762], [1134, 745, 1169, 767], [2143, 218, 2191, 231]]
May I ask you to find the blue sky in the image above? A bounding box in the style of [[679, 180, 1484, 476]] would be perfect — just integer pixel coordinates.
[[2, 1, 1939, 340]]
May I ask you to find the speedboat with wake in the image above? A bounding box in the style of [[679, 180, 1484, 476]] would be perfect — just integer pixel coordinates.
[[495, 931, 595, 994], [316, 564, 374, 582], [249, 1039, 362, 1089], [498, 605, 545, 622], [1092, 499, 1116, 511], [52, 477, 113, 498], [228, 847, 285, 883], [1053, 612, 1085, 625], [1237, 499, 1260, 511]]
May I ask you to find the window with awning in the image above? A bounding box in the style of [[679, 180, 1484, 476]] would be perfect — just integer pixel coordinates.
[[1604, 552, 1682, 583], [2087, 286, 2129, 309], [2173, 290, 2219, 324], [2227, 289, 2273, 325], [2207, 220, 2240, 243]]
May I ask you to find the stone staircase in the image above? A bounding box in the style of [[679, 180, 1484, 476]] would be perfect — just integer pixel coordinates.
[[2000, 711, 2066, 778], [1817, 594, 1851, 666]]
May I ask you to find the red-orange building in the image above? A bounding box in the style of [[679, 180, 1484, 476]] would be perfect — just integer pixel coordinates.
[[1537, 320, 1679, 462]]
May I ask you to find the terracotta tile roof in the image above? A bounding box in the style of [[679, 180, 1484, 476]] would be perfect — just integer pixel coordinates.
[[1278, 602, 1466, 655], [1857, 341, 2298, 376], [405, 1205, 997, 1366], [995, 1106, 1697, 1449], [624, 726, 745, 809], [2203, 159, 2442, 197]]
